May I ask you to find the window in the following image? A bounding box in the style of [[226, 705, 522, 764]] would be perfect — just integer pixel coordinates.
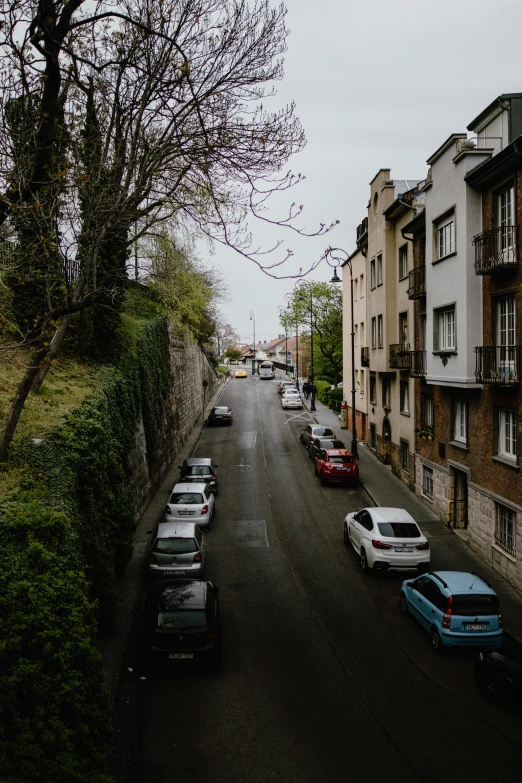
[[453, 400, 467, 444], [359, 274, 364, 296], [434, 306, 455, 351], [377, 314, 383, 348], [399, 245, 408, 279], [400, 380, 409, 414], [422, 395, 434, 427], [399, 312, 408, 345], [355, 323, 359, 346], [370, 423, 377, 449], [495, 504, 516, 556], [371, 317, 377, 349], [382, 376, 390, 408], [370, 258, 376, 289], [354, 278, 358, 300], [497, 295, 515, 347], [360, 369, 364, 396], [369, 373, 376, 403], [360, 322, 365, 345], [377, 253, 383, 285], [436, 212, 455, 259], [498, 408, 517, 461], [400, 439, 409, 471], [498, 185, 515, 250], [423, 465, 434, 497]]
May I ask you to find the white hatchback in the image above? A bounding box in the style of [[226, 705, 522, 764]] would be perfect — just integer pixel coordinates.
[[164, 482, 215, 528], [343, 507, 430, 574]]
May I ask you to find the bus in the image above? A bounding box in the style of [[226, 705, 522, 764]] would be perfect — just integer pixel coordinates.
[[259, 360, 275, 379]]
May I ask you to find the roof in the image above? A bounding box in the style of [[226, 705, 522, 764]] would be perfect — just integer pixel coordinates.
[[467, 93, 522, 132], [465, 136, 522, 188], [432, 571, 496, 594], [427, 134, 467, 165], [367, 507, 416, 523], [157, 520, 199, 536]]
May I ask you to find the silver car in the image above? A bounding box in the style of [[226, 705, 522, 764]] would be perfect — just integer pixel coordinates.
[[146, 521, 206, 580], [165, 482, 215, 528], [281, 391, 303, 409]]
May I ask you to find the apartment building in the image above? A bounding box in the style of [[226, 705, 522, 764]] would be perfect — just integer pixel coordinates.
[[341, 240, 368, 441]]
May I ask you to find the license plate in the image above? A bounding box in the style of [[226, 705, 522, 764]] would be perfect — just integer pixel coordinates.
[[465, 623, 488, 631], [394, 547, 413, 552], [168, 652, 194, 660], [335, 467, 346, 471], [178, 510, 194, 515], [163, 570, 185, 576]]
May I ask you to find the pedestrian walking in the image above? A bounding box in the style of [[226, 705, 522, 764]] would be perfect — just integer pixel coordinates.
[[302, 381, 311, 399]]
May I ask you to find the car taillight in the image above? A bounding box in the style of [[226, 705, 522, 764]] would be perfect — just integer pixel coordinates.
[[165, 505, 171, 514], [149, 554, 156, 563], [201, 504, 208, 515], [372, 540, 393, 550], [193, 552, 202, 563], [223, 414, 230, 418], [207, 628, 219, 640], [415, 541, 430, 550], [211, 475, 216, 481], [323, 463, 332, 472], [496, 596, 502, 627], [442, 594, 453, 628]]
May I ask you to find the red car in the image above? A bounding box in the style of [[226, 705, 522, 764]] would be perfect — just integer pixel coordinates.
[[315, 448, 359, 486]]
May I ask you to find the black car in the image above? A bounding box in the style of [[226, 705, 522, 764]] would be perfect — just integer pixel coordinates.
[[475, 639, 522, 706], [308, 437, 346, 461], [208, 406, 233, 426], [143, 579, 222, 667], [178, 457, 218, 494]]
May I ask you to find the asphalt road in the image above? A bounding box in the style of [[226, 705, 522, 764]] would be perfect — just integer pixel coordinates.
[[116, 375, 521, 783]]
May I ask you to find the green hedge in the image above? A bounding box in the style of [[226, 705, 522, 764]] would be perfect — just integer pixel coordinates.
[[0, 315, 172, 782], [314, 380, 332, 403]]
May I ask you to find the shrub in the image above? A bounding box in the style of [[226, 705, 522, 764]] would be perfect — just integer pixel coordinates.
[[314, 380, 331, 403]]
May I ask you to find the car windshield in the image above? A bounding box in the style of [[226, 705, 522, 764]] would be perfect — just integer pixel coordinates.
[[157, 609, 207, 630], [451, 595, 498, 616], [186, 466, 212, 476], [328, 455, 354, 464], [314, 427, 334, 437], [170, 493, 204, 505], [377, 522, 421, 538], [318, 440, 344, 449], [214, 407, 229, 414], [153, 537, 197, 554]]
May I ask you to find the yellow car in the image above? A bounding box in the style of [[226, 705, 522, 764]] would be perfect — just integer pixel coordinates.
[[235, 368, 248, 378]]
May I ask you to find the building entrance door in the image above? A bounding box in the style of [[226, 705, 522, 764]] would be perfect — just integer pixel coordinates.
[[382, 417, 391, 464], [451, 468, 468, 529]]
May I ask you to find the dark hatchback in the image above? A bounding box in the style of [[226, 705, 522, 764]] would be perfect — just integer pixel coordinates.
[[308, 437, 345, 461], [143, 579, 222, 667], [475, 638, 522, 706], [178, 457, 218, 494], [208, 406, 233, 426]]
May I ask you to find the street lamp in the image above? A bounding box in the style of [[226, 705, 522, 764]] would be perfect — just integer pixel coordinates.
[[277, 305, 289, 376], [249, 309, 256, 375], [296, 281, 316, 412], [284, 292, 299, 389], [326, 248, 357, 458]]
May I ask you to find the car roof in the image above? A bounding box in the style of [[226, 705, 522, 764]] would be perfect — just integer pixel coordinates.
[[312, 424, 333, 431], [184, 457, 212, 465], [157, 521, 199, 537], [314, 436, 340, 444], [366, 507, 417, 524], [430, 571, 497, 594], [171, 482, 208, 493], [154, 579, 207, 608], [324, 449, 353, 456]]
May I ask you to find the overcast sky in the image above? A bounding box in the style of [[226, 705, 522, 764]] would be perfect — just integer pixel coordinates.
[[209, 0, 522, 346]]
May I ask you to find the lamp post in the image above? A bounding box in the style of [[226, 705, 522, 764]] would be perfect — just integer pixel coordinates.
[[249, 309, 256, 375], [284, 292, 299, 389], [296, 281, 316, 411], [277, 306, 289, 376], [326, 248, 357, 458]]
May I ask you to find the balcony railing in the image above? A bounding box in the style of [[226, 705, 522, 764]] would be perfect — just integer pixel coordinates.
[[389, 343, 411, 369], [407, 265, 426, 299], [361, 347, 369, 367], [473, 226, 518, 274], [474, 345, 521, 385], [409, 350, 426, 377]]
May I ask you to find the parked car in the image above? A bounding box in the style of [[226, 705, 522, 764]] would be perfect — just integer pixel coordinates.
[[278, 380, 296, 395], [178, 457, 218, 494], [400, 571, 503, 653], [145, 521, 206, 580], [281, 390, 302, 409], [208, 406, 233, 426], [235, 369, 247, 378], [165, 482, 215, 528], [299, 424, 336, 449], [308, 437, 345, 461], [315, 448, 359, 486], [475, 638, 522, 706], [143, 579, 222, 666], [344, 507, 430, 574]]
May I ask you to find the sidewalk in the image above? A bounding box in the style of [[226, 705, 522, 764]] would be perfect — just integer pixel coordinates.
[[298, 385, 522, 643]]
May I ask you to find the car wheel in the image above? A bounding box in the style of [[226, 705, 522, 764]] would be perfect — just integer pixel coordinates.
[[314, 464, 318, 475], [360, 548, 369, 573], [430, 627, 444, 654], [320, 474, 327, 486], [418, 563, 430, 574], [343, 524, 350, 546], [399, 594, 410, 616]]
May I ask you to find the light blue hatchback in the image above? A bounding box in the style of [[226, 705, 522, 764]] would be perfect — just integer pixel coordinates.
[[400, 571, 503, 653]]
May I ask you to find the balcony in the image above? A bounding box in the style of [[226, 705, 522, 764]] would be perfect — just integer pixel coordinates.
[[409, 350, 426, 377], [361, 347, 369, 367], [474, 345, 521, 385], [407, 265, 426, 299], [473, 226, 518, 274], [389, 343, 411, 370]]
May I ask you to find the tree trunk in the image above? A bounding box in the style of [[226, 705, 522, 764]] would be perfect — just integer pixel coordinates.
[[31, 316, 71, 394], [0, 345, 49, 460]]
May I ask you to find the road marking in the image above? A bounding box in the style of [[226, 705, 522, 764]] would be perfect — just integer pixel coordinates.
[[233, 457, 253, 472]]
